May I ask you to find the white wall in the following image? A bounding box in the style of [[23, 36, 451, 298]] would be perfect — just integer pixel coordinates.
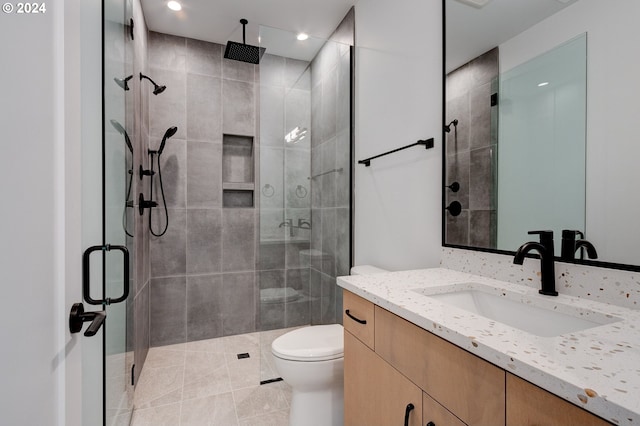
[[354, 0, 443, 271], [0, 0, 83, 424], [499, 0, 640, 266]]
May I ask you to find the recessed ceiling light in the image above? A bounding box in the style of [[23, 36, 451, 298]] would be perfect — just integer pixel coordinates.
[[538, 82, 550, 87], [167, 1, 182, 11], [296, 33, 309, 41]]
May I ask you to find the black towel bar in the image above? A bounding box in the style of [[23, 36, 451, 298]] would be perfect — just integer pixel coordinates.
[[358, 138, 434, 167]]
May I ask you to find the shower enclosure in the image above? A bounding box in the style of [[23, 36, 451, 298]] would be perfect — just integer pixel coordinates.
[[98, 4, 353, 421]]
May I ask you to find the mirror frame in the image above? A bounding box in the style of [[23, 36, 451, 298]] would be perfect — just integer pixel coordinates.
[[440, 0, 640, 273]]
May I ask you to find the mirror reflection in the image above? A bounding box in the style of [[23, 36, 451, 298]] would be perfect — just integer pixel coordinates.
[[444, 0, 640, 268]]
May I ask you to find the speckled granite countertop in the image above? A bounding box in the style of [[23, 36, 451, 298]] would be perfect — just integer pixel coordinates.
[[337, 268, 640, 425]]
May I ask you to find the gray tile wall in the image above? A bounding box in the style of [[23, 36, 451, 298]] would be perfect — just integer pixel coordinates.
[[131, 0, 150, 385], [147, 32, 259, 347], [445, 47, 498, 249], [309, 9, 354, 326], [257, 53, 313, 331]]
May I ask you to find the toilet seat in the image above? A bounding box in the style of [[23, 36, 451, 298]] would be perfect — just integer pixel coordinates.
[[272, 324, 344, 362]]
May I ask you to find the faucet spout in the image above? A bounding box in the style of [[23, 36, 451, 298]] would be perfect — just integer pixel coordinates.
[[513, 231, 558, 296], [575, 240, 598, 259]]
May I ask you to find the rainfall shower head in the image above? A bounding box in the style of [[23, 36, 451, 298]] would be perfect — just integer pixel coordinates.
[[224, 19, 266, 64], [110, 119, 133, 153], [114, 75, 133, 91], [139, 73, 166, 95], [157, 126, 178, 155]]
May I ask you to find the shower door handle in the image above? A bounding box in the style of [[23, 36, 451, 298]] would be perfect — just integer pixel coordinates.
[[82, 244, 130, 305]]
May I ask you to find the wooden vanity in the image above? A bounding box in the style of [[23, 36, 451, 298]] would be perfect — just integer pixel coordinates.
[[343, 290, 611, 426]]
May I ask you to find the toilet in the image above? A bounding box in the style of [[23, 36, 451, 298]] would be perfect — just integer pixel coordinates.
[[271, 265, 388, 426]]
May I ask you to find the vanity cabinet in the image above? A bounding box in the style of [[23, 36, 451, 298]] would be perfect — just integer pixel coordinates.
[[343, 290, 612, 426], [506, 373, 609, 426], [344, 331, 422, 426]]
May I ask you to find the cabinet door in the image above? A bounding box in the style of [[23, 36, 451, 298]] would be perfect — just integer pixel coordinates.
[[375, 306, 505, 425], [423, 392, 467, 426], [343, 290, 375, 349], [506, 374, 612, 426], [345, 330, 422, 426]]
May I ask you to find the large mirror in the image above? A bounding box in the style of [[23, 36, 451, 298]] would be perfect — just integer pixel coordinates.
[[443, 0, 640, 270]]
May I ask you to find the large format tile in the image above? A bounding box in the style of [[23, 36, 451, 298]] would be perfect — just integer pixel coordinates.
[[259, 54, 285, 87], [130, 402, 181, 426], [150, 276, 187, 346], [223, 58, 255, 83], [222, 209, 256, 272], [153, 138, 187, 209], [180, 392, 239, 426], [182, 351, 230, 400], [233, 385, 288, 420], [186, 274, 224, 341], [187, 141, 222, 208], [222, 272, 257, 335], [186, 209, 223, 274], [148, 68, 186, 141], [148, 31, 186, 72], [259, 85, 285, 146], [186, 74, 222, 142], [133, 363, 184, 409], [222, 80, 255, 136], [186, 38, 222, 77], [149, 209, 187, 277]]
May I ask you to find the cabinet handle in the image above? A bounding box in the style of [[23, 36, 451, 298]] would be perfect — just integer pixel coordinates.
[[404, 403, 415, 426], [345, 309, 367, 324], [426, 422, 435, 426]]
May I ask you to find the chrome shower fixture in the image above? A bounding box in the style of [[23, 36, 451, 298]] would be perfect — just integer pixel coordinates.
[[139, 73, 167, 95], [444, 119, 459, 133], [114, 75, 133, 91]]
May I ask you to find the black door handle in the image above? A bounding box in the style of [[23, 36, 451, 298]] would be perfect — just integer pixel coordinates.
[[426, 422, 435, 426], [404, 403, 415, 426], [82, 244, 130, 305], [69, 303, 106, 337], [345, 309, 367, 324]]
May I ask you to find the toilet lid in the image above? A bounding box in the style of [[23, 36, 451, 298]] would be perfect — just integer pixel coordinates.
[[272, 324, 344, 361]]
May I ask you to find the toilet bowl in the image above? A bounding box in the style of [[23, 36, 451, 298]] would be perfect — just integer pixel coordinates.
[[272, 265, 388, 426], [272, 324, 345, 426]]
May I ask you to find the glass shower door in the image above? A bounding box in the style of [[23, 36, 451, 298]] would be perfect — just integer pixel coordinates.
[[103, 0, 134, 423]]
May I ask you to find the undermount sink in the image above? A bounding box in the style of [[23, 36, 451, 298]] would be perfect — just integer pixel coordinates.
[[413, 283, 621, 337]]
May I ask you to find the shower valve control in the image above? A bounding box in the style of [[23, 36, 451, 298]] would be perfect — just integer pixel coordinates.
[[139, 165, 155, 179], [138, 193, 158, 216]]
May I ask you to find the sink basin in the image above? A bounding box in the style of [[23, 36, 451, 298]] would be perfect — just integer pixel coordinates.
[[413, 283, 621, 337]]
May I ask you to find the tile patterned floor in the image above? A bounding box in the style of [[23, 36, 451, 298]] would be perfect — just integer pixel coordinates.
[[131, 328, 299, 426]]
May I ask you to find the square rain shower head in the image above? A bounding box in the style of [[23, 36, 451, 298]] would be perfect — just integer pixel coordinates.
[[224, 41, 266, 65]]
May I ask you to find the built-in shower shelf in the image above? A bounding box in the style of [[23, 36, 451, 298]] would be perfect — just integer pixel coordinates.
[[223, 182, 255, 191]]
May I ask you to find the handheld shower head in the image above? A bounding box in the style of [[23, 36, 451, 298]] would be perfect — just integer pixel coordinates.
[[110, 119, 134, 153], [157, 126, 178, 155], [140, 73, 166, 96], [114, 75, 133, 91]]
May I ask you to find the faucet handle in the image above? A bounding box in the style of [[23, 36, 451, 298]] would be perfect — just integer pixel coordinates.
[[528, 230, 554, 246]]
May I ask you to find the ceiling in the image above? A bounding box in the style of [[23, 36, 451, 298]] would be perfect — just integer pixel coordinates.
[[140, 0, 357, 60], [446, 0, 579, 72]]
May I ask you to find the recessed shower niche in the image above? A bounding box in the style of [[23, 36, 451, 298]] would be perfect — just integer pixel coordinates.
[[222, 134, 255, 208]]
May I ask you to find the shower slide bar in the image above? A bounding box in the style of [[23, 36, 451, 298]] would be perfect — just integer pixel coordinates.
[[358, 137, 434, 167], [308, 168, 344, 180]]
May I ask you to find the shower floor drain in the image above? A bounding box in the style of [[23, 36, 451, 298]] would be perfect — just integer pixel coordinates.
[[237, 353, 250, 359]]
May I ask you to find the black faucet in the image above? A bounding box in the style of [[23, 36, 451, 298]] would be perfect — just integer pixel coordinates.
[[513, 230, 558, 296], [560, 230, 598, 261]]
